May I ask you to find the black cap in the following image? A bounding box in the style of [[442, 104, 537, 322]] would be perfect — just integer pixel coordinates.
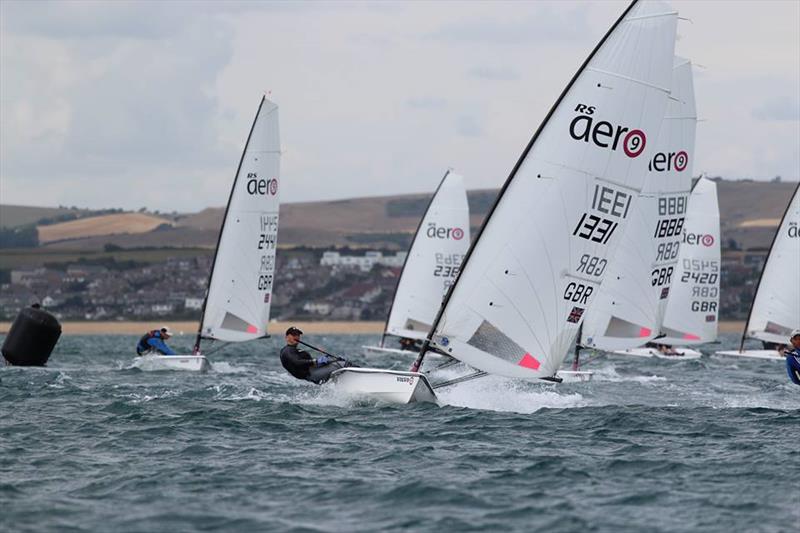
[[286, 326, 304, 336]]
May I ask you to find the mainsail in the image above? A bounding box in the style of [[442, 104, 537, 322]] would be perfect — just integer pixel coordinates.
[[194, 97, 280, 350], [382, 170, 470, 345], [415, 0, 679, 378], [581, 57, 696, 351], [659, 177, 720, 345], [738, 183, 800, 347]]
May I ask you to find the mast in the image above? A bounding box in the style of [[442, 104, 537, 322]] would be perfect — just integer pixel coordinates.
[[379, 169, 453, 349], [412, 0, 644, 374], [193, 96, 266, 354], [737, 181, 800, 352]]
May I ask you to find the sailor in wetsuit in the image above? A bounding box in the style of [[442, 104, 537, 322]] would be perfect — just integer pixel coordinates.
[[136, 326, 176, 356], [784, 329, 800, 386], [279, 326, 353, 384]]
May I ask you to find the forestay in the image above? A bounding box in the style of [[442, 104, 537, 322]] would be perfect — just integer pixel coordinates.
[[196, 97, 280, 347], [581, 57, 696, 351], [659, 177, 720, 345], [420, 0, 679, 379], [383, 170, 470, 344], [740, 184, 800, 346]]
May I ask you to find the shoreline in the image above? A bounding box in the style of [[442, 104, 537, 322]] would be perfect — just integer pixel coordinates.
[[0, 320, 386, 336], [0, 320, 747, 336]]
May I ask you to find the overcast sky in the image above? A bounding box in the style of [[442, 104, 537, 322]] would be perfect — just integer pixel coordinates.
[[1, 0, 798, 212]]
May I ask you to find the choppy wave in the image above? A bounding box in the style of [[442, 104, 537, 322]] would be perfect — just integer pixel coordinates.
[[0, 332, 797, 533]]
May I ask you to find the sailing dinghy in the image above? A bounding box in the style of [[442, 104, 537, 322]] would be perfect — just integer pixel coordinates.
[[716, 183, 800, 361], [134, 96, 281, 372], [361, 169, 470, 358], [580, 57, 700, 361], [619, 176, 720, 360], [396, 0, 677, 388]]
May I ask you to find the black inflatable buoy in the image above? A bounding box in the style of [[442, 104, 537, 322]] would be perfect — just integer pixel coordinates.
[[1, 306, 62, 366]]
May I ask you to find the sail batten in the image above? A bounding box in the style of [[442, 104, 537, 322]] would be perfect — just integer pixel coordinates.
[[418, 0, 679, 378]]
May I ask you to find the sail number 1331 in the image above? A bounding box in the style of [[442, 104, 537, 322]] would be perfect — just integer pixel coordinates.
[[573, 184, 633, 244]]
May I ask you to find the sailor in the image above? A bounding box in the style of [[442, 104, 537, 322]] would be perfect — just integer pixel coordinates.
[[398, 337, 418, 351], [280, 326, 350, 384], [784, 330, 800, 386], [136, 326, 176, 356]]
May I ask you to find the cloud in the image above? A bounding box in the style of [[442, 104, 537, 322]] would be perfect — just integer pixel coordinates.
[[456, 114, 484, 138], [466, 65, 520, 81], [428, 4, 591, 45], [406, 97, 447, 110], [752, 95, 800, 121], [0, 3, 237, 210]]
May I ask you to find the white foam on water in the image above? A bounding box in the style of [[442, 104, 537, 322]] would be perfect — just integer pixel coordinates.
[[126, 389, 179, 404], [436, 375, 586, 414], [588, 364, 667, 384], [210, 361, 247, 374]]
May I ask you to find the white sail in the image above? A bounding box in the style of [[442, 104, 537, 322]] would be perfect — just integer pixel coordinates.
[[581, 57, 696, 351], [742, 184, 800, 345], [659, 177, 720, 345], [199, 97, 280, 344], [422, 0, 678, 379], [383, 170, 470, 343]]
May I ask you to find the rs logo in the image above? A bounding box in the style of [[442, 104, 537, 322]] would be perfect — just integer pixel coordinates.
[[569, 104, 647, 158]]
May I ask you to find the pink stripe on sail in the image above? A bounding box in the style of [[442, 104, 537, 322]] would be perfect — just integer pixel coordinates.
[[683, 333, 700, 340], [518, 353, 541, 370], [639, 327, 652, 337], [246, 325, 258, 334]]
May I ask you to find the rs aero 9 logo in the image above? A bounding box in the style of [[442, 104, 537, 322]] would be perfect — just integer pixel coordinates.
[[246, 172, 278, 196], [569, 104, 646, 158], [427, 223, 464, 240], [684, 232, 715, 247], [648, 150, 689, 172]]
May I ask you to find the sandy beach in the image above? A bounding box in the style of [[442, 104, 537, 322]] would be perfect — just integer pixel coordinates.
[[0, 320, 747, 336], [0, 320, 386, 336]]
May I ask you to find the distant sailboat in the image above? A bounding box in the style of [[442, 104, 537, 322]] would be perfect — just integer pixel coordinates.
[[134, 96, 280, 371], [579, 57, 697, 360], [361, 170, 470, 357], [622, 176, 720, 359], [410, 0, 679, 382], [716, 183, 800, 361]]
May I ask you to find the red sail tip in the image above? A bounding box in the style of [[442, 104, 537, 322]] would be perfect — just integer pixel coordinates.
[[246, 325, 258, 334], [683, 333, 700, 340], [518, 353, 541, 370], [639, 327, 652, 337]]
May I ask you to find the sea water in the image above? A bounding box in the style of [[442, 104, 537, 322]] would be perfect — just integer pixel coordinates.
[[1, 333, 796, 532]]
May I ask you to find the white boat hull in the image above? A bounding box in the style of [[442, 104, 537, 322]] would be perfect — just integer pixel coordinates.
[[361, 345, 419, 356], [328, 368, 438, 404], [714, 349, 785, 361], [360, 345, 448, 362], [133, 355, 210, 372], [556, 370, 594, 382], [610, 347, 703, 360]]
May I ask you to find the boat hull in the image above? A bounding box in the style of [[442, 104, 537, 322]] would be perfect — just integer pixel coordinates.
[[714, 349, 784, 361], [556, 370, 594, 382], [361, 345, 419, 356], [610, 347, 703, 360], [328, 368, 438, 404], [133, 355, 210, 372]]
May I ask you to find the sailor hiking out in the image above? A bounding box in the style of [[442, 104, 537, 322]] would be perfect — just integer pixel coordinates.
[[279, 326, 355, 384], [136, 326, 176, 356], [785, 330, 800, 386]]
